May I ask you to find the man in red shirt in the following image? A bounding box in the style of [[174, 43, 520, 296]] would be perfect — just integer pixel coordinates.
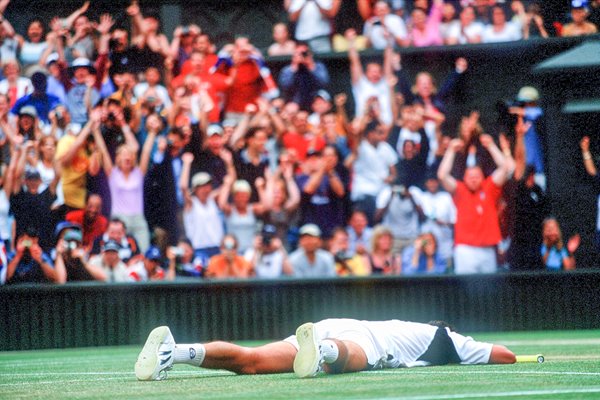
[[437, 133, 510, 274], [65, 194, 108, 253]]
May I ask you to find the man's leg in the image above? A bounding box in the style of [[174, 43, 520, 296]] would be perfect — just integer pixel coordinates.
[[321, 339, 368, 374], [198, 341, 297, 374]]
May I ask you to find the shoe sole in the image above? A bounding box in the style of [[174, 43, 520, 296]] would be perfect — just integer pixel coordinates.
[[293, 322, 320, 378], [135, 326, 172, 381]]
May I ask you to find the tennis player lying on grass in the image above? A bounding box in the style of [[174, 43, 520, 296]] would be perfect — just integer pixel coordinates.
[[135, 318, 516, 380]]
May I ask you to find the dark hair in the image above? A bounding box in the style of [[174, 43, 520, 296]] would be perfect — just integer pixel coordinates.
[[364, 120, 381, 135], [428, 320, 456, 332], [109, 217, 127, 230], [244, 126, 265, 141]]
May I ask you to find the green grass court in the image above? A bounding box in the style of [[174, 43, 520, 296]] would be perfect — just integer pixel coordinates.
[[2, 330, 600, 399]]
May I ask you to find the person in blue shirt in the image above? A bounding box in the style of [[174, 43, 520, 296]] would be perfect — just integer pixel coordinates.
[[11, 72, 62, 125], [402, 232, 447, 275], [5, 227, 63, 284], [541, 217, 579, 271]]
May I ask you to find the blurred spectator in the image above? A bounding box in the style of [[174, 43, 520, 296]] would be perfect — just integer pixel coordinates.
[[438, 134, 510, 274], [409, 0, 444, 47], [285, 0, 342, 53], [522, 2, 549, 39], [412, 175, 456, 268], [580, 136, 600, 254], [169, 24, 201, 72], [244, 224, 293, 278], [55, 227, 102, 281], [278, 44, 329, 111], [5, 228, 61, 284], [180, 163, 224, 261], [197, 124, 235, 190], [346, 28, 394, 125], [396, 57, 468, 118], [482, 6, 522, 43], [16, 18, 51, 69], [65, 194, 108, 253], [440, 2, 459, 44], [451, 111, 496, 179], [348, 120, 398, 225], [10, 72, 61, 125], [10, 158, 58, 251], [263, 152, 301, 250], [346, 209, 372, 256], [167, 239, 203, 278], [281, 110, 326, 162], [91, 218, 140, 264], [562, 0, 598, 36], [590, 0, 600, 28], [296, 146, 345, 237], [363, 1, 410, 49], [374, 184, 421, 256], [288, 223, 336, 277], [134, 66, 172, 111], [0, 60, 32, 107], [127, 1, 171, 70], [446, 5, 484, 44], [512, 86, 546, 190], [205, 234, 254, 279], [87, 240, 130, 282], [55, 115, 101, 211], [268, 22, 296, 56], [541, 217, 579, 271], [128, 245, 169, 281], [96, 117, 154, 252], [218, 178, 265, 254], [233, 127, 270, 202], [401, 231, 447, 275], [365, 225, 400, 275], [507, 165, 548, 271], [328, 226, 371, 276], [144, 127, 187, 245]]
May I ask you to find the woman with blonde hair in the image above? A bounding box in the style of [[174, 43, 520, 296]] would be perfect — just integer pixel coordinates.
[[95, 114, 162, 252], [366, 225, 400, 275], [541, 217, 579, 271]]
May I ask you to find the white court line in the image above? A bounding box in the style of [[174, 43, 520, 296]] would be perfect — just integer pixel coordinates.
[[362, 387, 600, 400], [362, 370, 600, 377], [499, 338, 600, 346]]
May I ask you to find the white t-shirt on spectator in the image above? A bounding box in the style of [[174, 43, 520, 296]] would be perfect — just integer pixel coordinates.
[[447, 22, 485, 44], [352, 76, 393, 125], [481, 22, 522, 43], [288, 0, 333, 41], [351, 140, 398, 201], [363, 14, 408, 49], [183, 196, 224, 250]]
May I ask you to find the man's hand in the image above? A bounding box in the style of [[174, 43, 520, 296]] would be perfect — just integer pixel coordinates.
[[29, 243, 43, 263], [181, 152, 194, 165], [455, 57, 468, 73], [567, 234, 581, 255], [448, 138, 464, 153], [580, 136, 591, 153], [479, 134, 495, 149]]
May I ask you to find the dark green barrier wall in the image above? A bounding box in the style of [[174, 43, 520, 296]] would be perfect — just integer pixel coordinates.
[[2, 272, 600, 351]]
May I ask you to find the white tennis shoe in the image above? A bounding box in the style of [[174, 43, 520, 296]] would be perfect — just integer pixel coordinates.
[[135, 326, 175, 381], [293, 322, 323, 378]]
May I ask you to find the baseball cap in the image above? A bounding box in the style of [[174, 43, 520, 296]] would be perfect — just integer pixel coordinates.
[[63, 229, 83, 242], [222, 118, 237, 128], [24, 170, 41, 180], [54, 221, 82, 238], [207, 124, 223, 136], [299, 223, 322, 237], [46, 52, 59, 66], [145, 246, 162, 261], [19, 106, 38, 118], [314, 90, 331, 102], [68, 57, 96, 75], [191, 172, 212, 188], [571, 0, 589, 9], [232, 179, 252, 193], [102, 240, 121, 253], [516, 86, 540, 103]]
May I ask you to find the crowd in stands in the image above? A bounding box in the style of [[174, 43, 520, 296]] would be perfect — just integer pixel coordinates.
[[0, 0, 597, 284]]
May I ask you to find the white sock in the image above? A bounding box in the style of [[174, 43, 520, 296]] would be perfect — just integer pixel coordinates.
[[174, 344, 206, 367], [320, 340, 339, 364]]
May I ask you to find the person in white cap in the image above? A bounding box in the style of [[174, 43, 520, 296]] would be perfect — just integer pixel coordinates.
[[180, 152, 224, 264], [288, 223, 335, 278], [134, 319, 515, 381]]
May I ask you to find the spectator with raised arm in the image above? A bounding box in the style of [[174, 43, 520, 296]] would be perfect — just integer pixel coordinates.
[[541, 217, 579, 271], [346, 28, 394, 126], [438, 133, 510, 274], [409, 0, 444, 47]]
